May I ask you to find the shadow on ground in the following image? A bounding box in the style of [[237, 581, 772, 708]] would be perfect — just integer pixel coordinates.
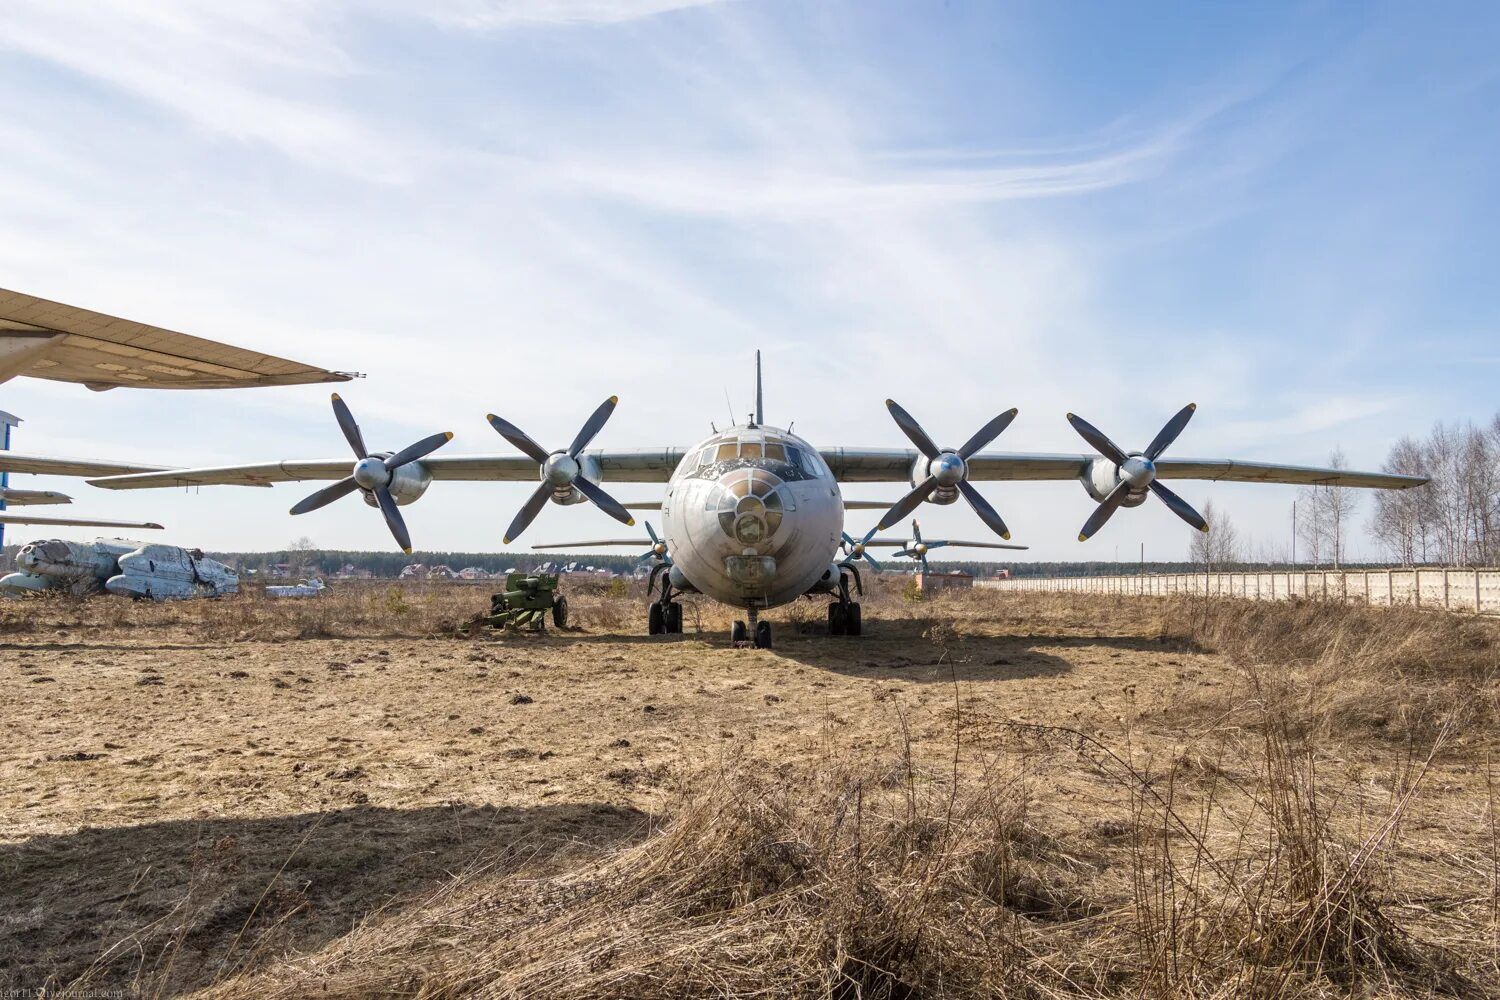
[[2, 801, 649, 997]]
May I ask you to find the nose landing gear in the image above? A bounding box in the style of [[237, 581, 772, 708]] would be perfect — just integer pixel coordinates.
[[732, 605, 773, 649]]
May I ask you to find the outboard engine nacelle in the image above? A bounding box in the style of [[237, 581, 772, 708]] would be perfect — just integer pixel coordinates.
[[1079, 457, 1147, 508]]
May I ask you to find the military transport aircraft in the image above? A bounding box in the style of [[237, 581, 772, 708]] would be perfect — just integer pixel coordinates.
[[52, 353, 1426, 649]]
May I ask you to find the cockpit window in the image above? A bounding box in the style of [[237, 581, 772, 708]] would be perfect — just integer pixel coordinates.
[[715, 443, 738, 462], [739, 442, 762, 460], [764, 442, 786, 462]]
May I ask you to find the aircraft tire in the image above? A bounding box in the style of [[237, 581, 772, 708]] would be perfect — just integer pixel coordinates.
[[649, 602, 665, 635], [731, 620, 747, 644], [828, 602, 847, 636], [754, 620, 773, 649], [846, 602, 862, 636], [665, 601, 683, 634]]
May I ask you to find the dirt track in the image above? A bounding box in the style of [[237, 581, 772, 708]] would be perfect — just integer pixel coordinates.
[[2, 587, 1496, 996]]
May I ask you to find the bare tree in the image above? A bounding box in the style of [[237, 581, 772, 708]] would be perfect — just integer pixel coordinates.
[[1298, 448, 1358, 568], [1189, 499, 1240, 568], [1371, 436, 1430, 565], [1365, 414, 1500, 566]]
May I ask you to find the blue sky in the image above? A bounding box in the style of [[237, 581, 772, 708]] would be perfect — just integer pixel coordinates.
[[0, 1, 1495, 560]]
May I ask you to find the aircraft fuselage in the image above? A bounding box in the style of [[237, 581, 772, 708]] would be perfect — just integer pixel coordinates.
[[661, 423, 843, 609]]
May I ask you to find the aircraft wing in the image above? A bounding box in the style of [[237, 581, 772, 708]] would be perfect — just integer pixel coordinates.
[[0, 512, 163, 529], [0, 488, 72, 506], [87, 447, 1428, 492], [821, 449, 1427, 489], [86, 450, 683, 490], [622, 497, 896, 511], [531, 539, 647, 549], [0, 286, 356, 390], [0, 452, 177, 478], [861, 539, 1030, 551]]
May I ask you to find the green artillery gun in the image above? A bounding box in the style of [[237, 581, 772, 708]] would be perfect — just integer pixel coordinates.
[[464, 572, 569, 632]]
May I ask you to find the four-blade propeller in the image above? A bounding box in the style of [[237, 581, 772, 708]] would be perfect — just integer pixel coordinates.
[[487, 397, 636, 544], [840, 526, 882, 571], [639, 521, 671, 566], [1067, 403, 1207, 541], [877, 400, 1017, 540], [289, 394, 453, 554]]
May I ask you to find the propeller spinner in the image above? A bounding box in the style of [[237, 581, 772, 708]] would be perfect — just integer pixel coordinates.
[[289, 394, 453, 554], [840, 526, 882, 571], [487, 396, 635, 544], [1067, 402, 1207, 541], [876, 400, 1018, 539]]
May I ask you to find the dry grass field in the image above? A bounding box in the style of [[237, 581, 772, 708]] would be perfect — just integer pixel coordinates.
[[2, 579, 1498, 998]]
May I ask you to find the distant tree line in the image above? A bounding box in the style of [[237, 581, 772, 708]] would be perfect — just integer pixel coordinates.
[[1369, 416, 1500, 566]]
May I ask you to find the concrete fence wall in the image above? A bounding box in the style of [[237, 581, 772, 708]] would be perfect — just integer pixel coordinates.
[[978, 567, 1500, 615]]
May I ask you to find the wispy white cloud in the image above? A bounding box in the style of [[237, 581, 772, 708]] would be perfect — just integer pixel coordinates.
[[417, 0, 735, 30]]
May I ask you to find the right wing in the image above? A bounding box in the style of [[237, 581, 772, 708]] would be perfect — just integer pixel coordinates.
[[87, 450, 686, 490], [0, 512, 163, 529], [861, 539, 1030, 551], [531, 539, 646, 549]]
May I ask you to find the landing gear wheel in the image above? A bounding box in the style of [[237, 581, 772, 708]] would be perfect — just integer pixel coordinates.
[[754, 620, 773, 649], [828, 602, 847, 636], [551, 594, 569, 629], [665, 601, 683, 634], [648, 602, 665, 636], [846, 602, 862, 637], [730, 620, 747, 645]]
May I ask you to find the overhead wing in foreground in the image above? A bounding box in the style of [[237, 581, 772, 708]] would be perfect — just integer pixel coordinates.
[[0, 512, 163, 529], [860, 538, 1030, 550], [0, 286, 356, 390]]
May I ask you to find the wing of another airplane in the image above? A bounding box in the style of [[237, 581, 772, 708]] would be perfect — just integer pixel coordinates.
[[0, 488, 72, 506], [0, 512, 163, 529], [0, 287, 356, 390], [0, 452, 178, 478]]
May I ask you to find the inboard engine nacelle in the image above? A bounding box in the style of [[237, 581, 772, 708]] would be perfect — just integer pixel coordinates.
[[549, 454, 603, 506]]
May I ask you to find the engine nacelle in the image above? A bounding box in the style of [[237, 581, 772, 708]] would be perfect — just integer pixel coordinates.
[[549, 454, 603, 506], [1079, 458, 1149, 508], [908, 453, 961, 506], [360, 457, 432, 507]]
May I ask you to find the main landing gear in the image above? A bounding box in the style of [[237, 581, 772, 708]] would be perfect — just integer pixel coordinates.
[[647, 572, 683, 635], [732, 605, 773, 649], [828, 571, 862, 636]]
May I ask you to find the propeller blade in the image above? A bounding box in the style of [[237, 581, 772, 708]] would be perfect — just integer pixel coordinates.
[[504, 482, 554, 545], [911, 520, 923, 544], [1149, 480, 1208, 532], [1144, 403, 1197, 461], [572, 475, 636, 528], [385, 431, 453, 470], [331, 393, 367, 459], [1066, 413, 1129, 466], [486, 414, 551, 464], [645, 521, 661, 545], [957, 480, 1011, 539], [957, 407, 1019, 460], [885, 400, 941, 460], [568, 396, 619, 459], [374, 487, 413, 554], [290, 477, 359, 515], [1078, 482, 1131, 541], [876, 477, 938, 530]]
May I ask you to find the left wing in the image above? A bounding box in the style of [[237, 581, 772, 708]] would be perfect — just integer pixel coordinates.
[[821, 449, 1426, 489], [861, 539, 1029, 551], [0, 512, 163, 529]]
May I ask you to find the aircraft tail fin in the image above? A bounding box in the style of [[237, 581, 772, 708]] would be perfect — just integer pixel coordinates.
[[754, 350, 763, 426]]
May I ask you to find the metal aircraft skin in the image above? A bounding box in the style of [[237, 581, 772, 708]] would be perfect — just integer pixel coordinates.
[[0, 286, 355, 391], [0, 538, 237, 600]]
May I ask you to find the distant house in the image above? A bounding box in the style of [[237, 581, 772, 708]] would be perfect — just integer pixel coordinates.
[[427, 565, 457, 580], [456, 566, 490, 580], [915, 569, 973, 593], [398, 563, 427, 579]]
